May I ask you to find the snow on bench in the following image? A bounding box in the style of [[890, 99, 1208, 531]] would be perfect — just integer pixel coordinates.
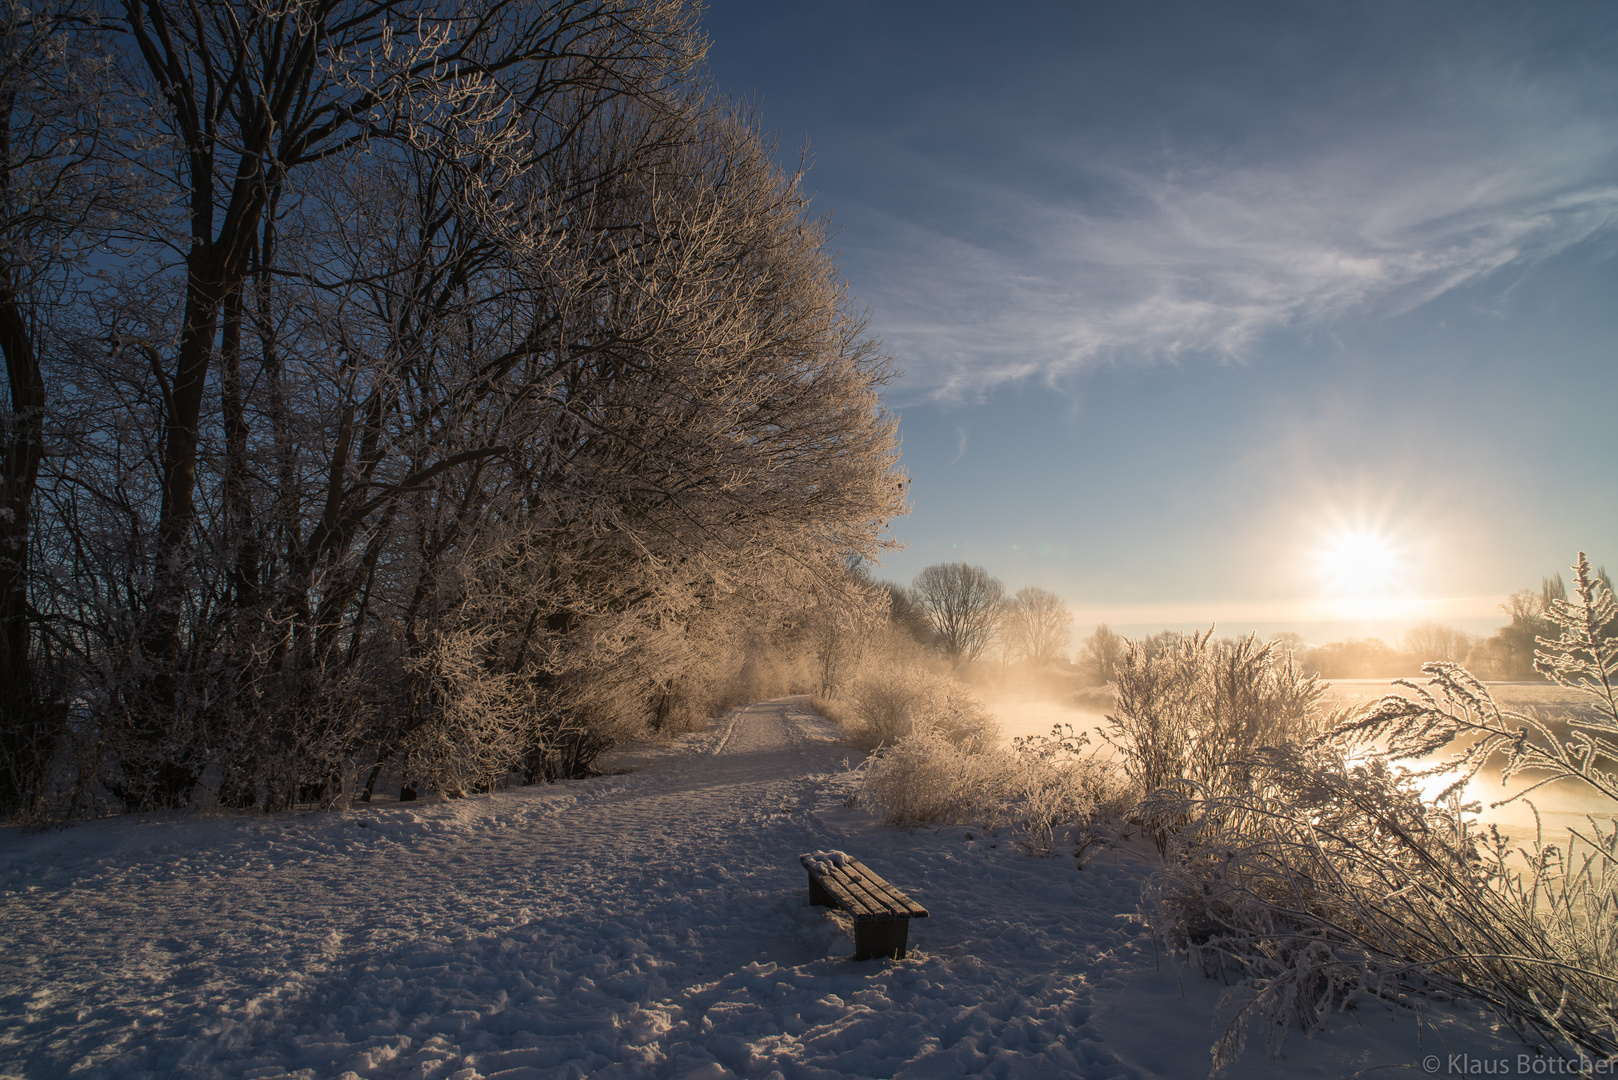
[[800, 850, 929, 960]]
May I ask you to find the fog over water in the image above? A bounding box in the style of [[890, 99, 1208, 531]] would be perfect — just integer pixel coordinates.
[[989, 695, 1114, 757]]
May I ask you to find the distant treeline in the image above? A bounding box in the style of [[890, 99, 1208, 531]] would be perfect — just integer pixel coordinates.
[[1073, 565, 1618, 684]]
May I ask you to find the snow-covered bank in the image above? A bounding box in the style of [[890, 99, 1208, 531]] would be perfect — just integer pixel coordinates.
[[2, 699, 1520, 1079]]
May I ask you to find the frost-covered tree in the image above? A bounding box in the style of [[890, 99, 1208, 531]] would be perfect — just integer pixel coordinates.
[[84, 0, 718, 807], [1079, 623, 1124, 685], [877, 581, 933, 646], [10, 0, 907, 814], [1003, 585, 1070, 667], [1464, 574, 1568, 680], [912, 562, 1004, 666]]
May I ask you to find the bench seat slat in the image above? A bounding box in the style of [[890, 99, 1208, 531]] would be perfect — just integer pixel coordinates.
[[840, 867, 904, 920], [842, 861, 928, 919], [829, 858, 923, 918], [813, 866, 887, 919], [814, 872, 868, 915], [837, 871, 899, 921], [800, 854, 929, 921]]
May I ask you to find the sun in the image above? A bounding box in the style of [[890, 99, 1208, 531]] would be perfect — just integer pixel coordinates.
[[1318, 527, 1404, 599]]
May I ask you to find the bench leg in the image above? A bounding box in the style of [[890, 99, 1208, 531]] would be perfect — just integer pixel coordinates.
[[853, 918, 910, 961], [807, 872, 837, 907]]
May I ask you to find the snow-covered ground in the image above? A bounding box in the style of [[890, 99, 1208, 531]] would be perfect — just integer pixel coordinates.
[[2, 698, 1524, 1079]]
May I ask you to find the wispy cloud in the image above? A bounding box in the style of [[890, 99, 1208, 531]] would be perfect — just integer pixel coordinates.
[[838, 63, 1618, 402]]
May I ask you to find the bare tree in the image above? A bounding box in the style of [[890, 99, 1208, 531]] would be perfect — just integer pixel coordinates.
[[94, 0, 707, 806], [119, 0, 706, 665], [882, 581, 934, 646], [1402, 621, 1474, 663], [1267, 630, 1305, 657], [1080, 623, 1124, 685], [1467, 587, 1556, 681], [912, 562, 1003, 666], [11, 2, 908, 815], [1003, 585, 1071, 667], [0, 0, 130, 814]]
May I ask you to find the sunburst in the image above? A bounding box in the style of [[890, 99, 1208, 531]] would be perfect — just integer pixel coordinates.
[[1319, 527, 1404, 598]]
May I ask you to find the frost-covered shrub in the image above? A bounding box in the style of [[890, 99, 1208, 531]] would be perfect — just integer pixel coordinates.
[[861, 721, 1125, 855], [1147, 735, 1618, 1078], [1105, 631, 1336, 852], [403, 624, 533, 797], [1143, 744, 1505, 1073], [1149, 553, 1618, 1078], [835, 667, 998, 753], [729, 637, 816, 710], [861, 723, 1009, 827], [835, 656, 1123, 852], [1008, 724, 1131, 855]]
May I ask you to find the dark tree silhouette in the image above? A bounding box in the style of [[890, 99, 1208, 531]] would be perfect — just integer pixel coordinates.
[[911, 562, 1003, 666]]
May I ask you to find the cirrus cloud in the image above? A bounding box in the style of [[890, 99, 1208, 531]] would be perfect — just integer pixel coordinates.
[[831, 48, 1618, 402]]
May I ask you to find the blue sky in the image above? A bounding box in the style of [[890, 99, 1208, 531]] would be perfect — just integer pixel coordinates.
[[701, 0, 1618, 642]]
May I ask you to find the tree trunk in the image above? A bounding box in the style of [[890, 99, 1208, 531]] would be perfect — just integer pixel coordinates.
[[0, 269, 48, 814], [117, 259, 229, 810], [144, 258, 228, 664], [221, 283, 258, 610]]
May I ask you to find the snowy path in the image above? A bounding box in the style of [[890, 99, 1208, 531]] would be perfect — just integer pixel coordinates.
[[2, 699, 1518, 1079]]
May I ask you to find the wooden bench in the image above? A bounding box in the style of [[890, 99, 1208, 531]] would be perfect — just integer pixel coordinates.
[[800, 850, 928, 960]]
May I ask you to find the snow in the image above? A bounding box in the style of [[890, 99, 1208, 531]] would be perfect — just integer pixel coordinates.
[[2, 697, 1524, 1079], [801, 852, 850, 873]]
